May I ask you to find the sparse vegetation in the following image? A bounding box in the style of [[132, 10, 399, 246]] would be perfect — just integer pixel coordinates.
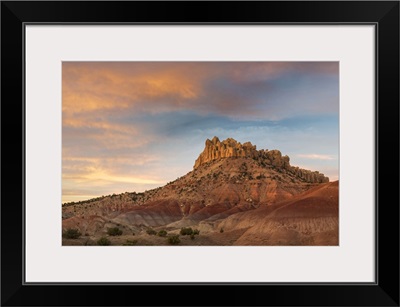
[[62, 190, 148, 207], [180, 227, 200, 238], [146, 228, 157, 235], [63, 228, 81, 239], [123, 239, 138, 246], [180, 227, 194, 236], [97, 237, 111, 246], [167, 235, 181, 245], [157, 230, 168, 237], [107, 227, 123, 236]]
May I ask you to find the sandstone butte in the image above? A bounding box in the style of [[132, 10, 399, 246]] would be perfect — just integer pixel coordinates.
[[194, 136, 329, 184], [62, 136, 337, 246]]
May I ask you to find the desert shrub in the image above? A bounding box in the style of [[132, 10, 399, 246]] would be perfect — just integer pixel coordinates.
[[220, 228, 224, 233], [167, 235, 180, 245], [107, 227, 123, 236], [157, 230, 168, 237], [97, 237, 111, 246], [123, 239, 138, 246], [180, 227, 194, 236], [63, 228, 81, 239], [190, 234, 195, 240], [193, 229, 200, 235], [146, 228, 157, 235]]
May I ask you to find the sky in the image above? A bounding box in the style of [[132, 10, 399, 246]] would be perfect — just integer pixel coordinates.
[[62, 62, 339, 203]]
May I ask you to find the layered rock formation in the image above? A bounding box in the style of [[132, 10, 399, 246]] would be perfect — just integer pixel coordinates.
[[219, 181, 339, 245], [194, 136, 329, 183], [194, 137, 256, 167], [63, 136, 336, 246]]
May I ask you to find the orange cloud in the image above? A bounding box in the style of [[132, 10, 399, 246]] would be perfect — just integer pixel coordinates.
[[63, 171, 163, 185], [63, 61, 338, 118], [62, 62, 339, 203], [62, 62, 204, 114]]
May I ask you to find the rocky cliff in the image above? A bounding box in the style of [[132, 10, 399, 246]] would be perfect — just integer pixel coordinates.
[[194, 136, 329, 183], [194, 136, 256, 167], [63, 136, 336, 246]]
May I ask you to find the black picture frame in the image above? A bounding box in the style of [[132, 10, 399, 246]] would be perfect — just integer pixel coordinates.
[[1, 1, 399, 306]]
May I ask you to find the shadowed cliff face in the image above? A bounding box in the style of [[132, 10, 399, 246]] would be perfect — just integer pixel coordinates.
[[194, 137, 329, 183]]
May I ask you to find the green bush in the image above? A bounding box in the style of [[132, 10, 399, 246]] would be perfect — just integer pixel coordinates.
[[107, 227, 123, 236], [193, 229, 200, 235], [167, 235, 180, 245], [97, 237, 111, 246], [157, 230, 168, 237], [180, 227, 194, 236], [63, 228, 81, 239], [146, 228, 157, 235], [123, 239, 138, 246]]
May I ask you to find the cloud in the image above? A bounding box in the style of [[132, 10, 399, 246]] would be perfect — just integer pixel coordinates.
[[62, 62, 339, 202], [64, 172, 163, 185], [297, 154, 337, 160], [62, 62, 339, 119]]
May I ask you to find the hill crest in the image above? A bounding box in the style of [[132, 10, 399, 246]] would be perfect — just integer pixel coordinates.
[[62, 137, 337, 246], [194, 136, 328, 183]]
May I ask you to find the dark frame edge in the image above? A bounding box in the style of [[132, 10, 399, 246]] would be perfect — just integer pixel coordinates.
[[1, 1, 400, 306], [376, 2, 400, 304], [1, 2, 25, 306]]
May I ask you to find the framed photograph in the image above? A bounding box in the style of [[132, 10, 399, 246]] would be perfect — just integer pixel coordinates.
[[1, 1, 399, 306]]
